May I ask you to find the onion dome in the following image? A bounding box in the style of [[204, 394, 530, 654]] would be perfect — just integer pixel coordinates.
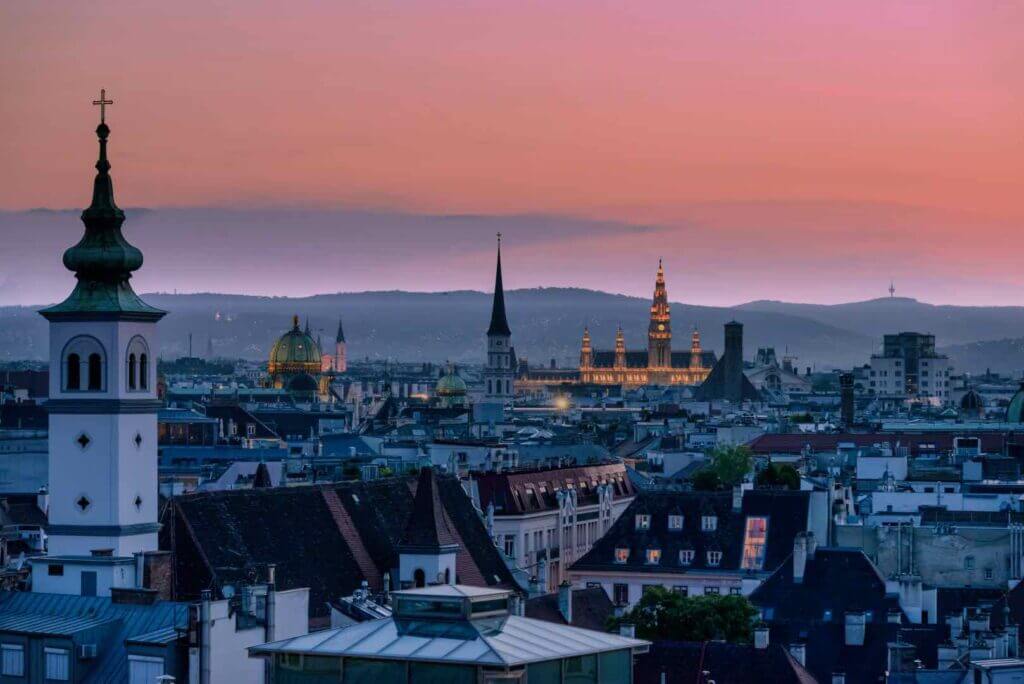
[[268, 315, 322, 375], [41, 91, 164, 321], [435, 364, 468, 397], [960, 388, 984, 412], [1008, 382, 1024, 423]]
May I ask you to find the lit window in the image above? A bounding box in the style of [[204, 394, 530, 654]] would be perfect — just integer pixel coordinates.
[[646, 549, 662, 565], [615, 547, 630, 564], [679, 550, 695, 565], [1, 645, 24, 677], [707, 551, 723, 567], [741, 517, 769, 570], [704, 586, 720, 595], [701, 515, 717, 531], [635, 514, 650, 530], [668, 515, 683, 531]]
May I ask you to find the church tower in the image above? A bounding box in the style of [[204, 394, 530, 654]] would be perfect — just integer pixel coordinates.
[[579, 327, 593, 370], [476, 234, 514, 424], [614, 326, 627, 369], [647, 259, 672, 370], [334, 317, 347, 373], [37, 92, 165, 594], [689, 328, 703, 369]]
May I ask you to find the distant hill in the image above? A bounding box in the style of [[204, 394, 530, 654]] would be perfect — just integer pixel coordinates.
[[2, 290, 1019, 371]]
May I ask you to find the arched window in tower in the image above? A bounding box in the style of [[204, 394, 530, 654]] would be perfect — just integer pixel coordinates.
[[66, 354, 81, 390], [126, 336, 150, 393], [127, 354, 137, 390], [87, 354, 102, 390]]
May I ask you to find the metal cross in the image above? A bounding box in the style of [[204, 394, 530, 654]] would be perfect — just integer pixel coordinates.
[[92, 88, 113, 124]]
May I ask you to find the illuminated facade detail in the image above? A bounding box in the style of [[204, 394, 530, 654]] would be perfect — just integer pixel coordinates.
[[321, 317, 347, 374], [267, 315, 326, 398], [578, 261, 715, 387], [741, 516, 769, 570]]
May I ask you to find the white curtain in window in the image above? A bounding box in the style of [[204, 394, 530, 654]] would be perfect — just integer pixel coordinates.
[[45, 648, 69, 681], [1, 645, 24, 676]]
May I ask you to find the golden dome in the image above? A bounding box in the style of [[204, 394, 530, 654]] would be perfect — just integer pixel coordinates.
[[268, 315, 322, 376]]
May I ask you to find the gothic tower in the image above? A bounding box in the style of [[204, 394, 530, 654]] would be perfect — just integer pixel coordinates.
[[690, 328, 703, 369], [579, 327, 593, 370], [37, 94, 165, 594], [334, 316, 347, 373], [614, 326, 627, 369], [476, 234, 514, 424], [647, 259, 672, 370]]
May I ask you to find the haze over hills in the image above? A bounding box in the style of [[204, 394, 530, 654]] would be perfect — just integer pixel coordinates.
[[1, 290, 1021, 374]]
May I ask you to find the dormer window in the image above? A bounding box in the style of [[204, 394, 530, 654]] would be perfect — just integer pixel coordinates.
[[635, 514, 650, 531], [679, 550, 695, 565], [701, 515, 718, 532], [615, 547, 630, 564], [707, 551, 723, 567], [646, 549, 662, 565], [668, 515, 683, 531]]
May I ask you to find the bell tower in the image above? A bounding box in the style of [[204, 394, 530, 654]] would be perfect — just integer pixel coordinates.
[[647, 259, 672, 370], [475, 234, 514, 424], [36, 92, 165, 595]]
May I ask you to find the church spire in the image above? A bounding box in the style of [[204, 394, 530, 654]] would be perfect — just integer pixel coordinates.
[[486, 233, 512, 337], [336, 317, 346, 343], [42, 89, 162, 320]]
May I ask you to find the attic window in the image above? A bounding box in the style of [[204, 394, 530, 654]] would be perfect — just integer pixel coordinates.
[[668, 515, 683, 531], [635, 514, 650, 531], [679, 550, 694, 565], [707, 551, 723, 567], [701, 515, 717, 532], [615, 548, 630, 564], [646, 549, 662, 565]]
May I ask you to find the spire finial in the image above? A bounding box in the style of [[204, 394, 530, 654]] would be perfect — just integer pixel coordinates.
[[292, 314, 300, 330], [92, 88, 113, 125], [889, 280, 896, 298]]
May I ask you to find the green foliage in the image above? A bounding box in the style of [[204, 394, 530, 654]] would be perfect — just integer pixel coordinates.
[[690, 468, 723, 491], [707, 445, 753, 487], [756, 463, 801, 490], [789, 412, 814, 424], [608, 587, 758, 643]]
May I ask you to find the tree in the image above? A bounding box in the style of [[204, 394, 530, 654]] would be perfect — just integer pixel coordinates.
[[756, 463, 800, 490], [690, 468, 722, 491], [608, 587, 758, 643], [707, 445, 752, 487]]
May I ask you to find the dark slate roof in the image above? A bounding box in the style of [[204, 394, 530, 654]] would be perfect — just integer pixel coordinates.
[[634, 640, 818, 684], [474, 463, 634, 515], [202, 403, 278, 439], [486, 245, 512, 337], [524, 587, 615, 632], [0, 493, 47, 527], [571, 489, 809, 575], [693, 358, 762, 402], [400, 467, 459, 550], [0, 400, 47, 430], [163, 474, 517, 619], [0, 592, 187, 684]]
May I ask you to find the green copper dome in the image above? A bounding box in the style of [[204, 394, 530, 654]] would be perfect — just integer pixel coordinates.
[[268, 316, 322, 374], [435, 366, 467, 397], [1008, 383, 1024, 423]]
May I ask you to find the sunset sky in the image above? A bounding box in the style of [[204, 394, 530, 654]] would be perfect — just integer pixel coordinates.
[[2, 2, 1023, 306]]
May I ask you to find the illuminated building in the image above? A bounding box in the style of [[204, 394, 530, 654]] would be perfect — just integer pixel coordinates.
[[267, 316, 325, 399], [578, 261, 715, 387]]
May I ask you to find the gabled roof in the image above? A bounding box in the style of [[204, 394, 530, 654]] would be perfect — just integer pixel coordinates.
[[634, 640, 819, 684], [524, 586, 614, 632], [400, 467, 459, 551], [474, 463, 634, 515]]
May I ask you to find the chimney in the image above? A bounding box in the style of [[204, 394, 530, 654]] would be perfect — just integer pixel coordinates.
[[134, 552, 146, 589], [619, 623, 636, 638], [754, 624, 769, 650], [844, 612, 866, 646], [558, 581, 573, 624], [788, 643, 806, 666], [732, 485, 743, 512], [839, 373, 855, 428], [36, 486, 48, 515], [723, 322, 744, 403], [792, 533, 808, 584], [805, 531, 817, 559]]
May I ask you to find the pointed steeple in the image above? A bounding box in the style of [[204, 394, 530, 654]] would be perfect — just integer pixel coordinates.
[[486, 233, 512, 337], [253, 461, 273, 489], [399, 467, 460, 552], [336, 317, 346, 343], [42, 89, 163, 321]]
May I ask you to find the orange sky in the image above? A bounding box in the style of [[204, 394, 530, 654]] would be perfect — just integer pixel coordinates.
[[2, 2, 1023, 305]]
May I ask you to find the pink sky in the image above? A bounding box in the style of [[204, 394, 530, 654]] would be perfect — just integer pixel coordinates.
[[2, 2, 1023, 305]]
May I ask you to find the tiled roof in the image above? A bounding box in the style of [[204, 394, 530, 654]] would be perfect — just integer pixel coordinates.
[[571, 489, 809, 575], [400, 467, 459, 550], [163, 473, 517, 619], [524, 587, 614, 632], [474, 463, 634, 515]]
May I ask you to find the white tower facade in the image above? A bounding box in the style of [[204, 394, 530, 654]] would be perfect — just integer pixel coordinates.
[[35, 98, 166, 595]]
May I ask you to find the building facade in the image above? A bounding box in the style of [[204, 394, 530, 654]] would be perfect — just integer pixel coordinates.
[[578, 262, 714, 387], [868, 332, 952, 404]]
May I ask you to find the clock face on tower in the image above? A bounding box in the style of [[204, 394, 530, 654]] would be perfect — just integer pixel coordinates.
[[658, 324, 665, 331]]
